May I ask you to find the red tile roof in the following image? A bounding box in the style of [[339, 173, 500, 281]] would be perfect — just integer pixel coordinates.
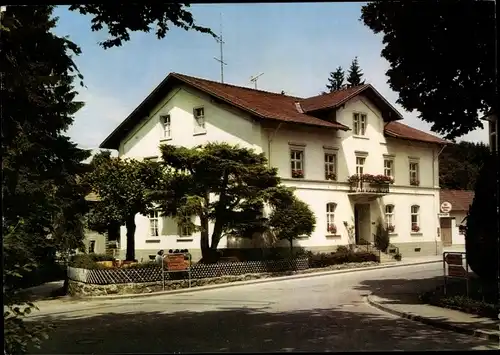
[[385, 121, 447, 145], [100, 73, 447, 149], [440, 189, 474, 212]]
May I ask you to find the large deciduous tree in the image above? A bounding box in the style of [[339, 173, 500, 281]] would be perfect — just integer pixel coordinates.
[[439, 141, 490, 190], [153, 143, 299, 262], [68, 4, 215, 49], [325, 66, 345, 92], [346, 57, 365, 87], [361, 1, 496, 139], [85, 152, 165, 261]]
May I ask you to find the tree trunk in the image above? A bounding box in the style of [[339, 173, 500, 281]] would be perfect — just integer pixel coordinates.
[[125, 214, 136, 261], [200, 213, 210, 260], [289, 238, 294, 258]]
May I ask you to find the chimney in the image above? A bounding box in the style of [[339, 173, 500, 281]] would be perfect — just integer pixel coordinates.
[[294, 102, 304, 114]]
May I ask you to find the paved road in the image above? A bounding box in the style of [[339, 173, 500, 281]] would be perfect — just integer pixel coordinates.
[[27, 263, 497, 353]]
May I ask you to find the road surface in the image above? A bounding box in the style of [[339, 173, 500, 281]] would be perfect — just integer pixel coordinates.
[[27, 262, 497, 353]]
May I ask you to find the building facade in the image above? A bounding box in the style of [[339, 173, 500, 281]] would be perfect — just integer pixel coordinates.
[[100, 73, 448, 261]]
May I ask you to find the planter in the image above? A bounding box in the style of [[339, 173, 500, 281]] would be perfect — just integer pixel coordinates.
[[96, 261, 114, 268]]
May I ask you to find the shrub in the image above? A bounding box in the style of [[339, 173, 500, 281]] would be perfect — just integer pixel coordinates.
[[394, 253, 402, 261], [336, 245, 350, 254], [69, 253, 115, 269], [374, 219, 389, 252], [308, 251, 378, 268]]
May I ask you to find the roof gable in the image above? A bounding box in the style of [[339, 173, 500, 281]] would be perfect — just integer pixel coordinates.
[[300, 84, 404, 122]]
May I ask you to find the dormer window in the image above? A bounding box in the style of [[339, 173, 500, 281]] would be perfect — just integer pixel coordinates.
[[353, 113, 367, 136]]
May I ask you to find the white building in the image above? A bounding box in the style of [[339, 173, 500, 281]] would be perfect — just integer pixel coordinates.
[[100, 73, 448, 261]]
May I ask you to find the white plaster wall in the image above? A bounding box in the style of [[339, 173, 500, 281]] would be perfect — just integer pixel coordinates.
[[450, 218, 465, 245]]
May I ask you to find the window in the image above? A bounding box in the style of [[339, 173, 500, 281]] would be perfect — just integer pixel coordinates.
[[324, 152, 337, 180], [385, 205, 395, 232], [353, 113, 367, 136], [193, 107, 206, 134], [384, 158, 394, 178], [409, 161, 419, 185], [88, 240, 96, 254], [355, 156, 366, 176], [149, 211, 159, 237], [290, 149, 304, 178], [178, 216, 192, 237], [326, 203, 337, 233], [411, 205, 420, 232], [160, 115, 171, 139]]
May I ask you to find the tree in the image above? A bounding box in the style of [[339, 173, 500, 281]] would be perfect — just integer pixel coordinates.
[[153, 143, 294, 262], [2, 6, 90, 353], [84, 152, 165, 261], [326, 66, 345, 92], [68, 4, 215, 49], [465, 154, 498, 299], [346, 57, 365, 87], [439, 141, 490, 190], [267, 189, 316, 255], [361, 1, 496, 139]]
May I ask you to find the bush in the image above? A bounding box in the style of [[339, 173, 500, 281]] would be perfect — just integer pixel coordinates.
[[69, 253, 115, 269], [336, 245, 350, 254], [309, 251, 378, 268], [394, 253, 402, 261], [374, 219, 389, 252], [465, 154, 498, 282]]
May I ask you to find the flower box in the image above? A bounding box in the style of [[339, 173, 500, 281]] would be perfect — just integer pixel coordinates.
[[410, 179, 420, 186], [327, 223, 337, 234], [292, 169, 304, 178], [325, 173, 337, 181], [387, 225, 395, 233], [411, 225, 420, 233]]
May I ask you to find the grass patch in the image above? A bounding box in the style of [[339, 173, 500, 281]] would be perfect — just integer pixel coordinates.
[[420, 276, 500, 320]]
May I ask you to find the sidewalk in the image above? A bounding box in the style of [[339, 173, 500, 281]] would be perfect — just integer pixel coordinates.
[[367, 292, 500, 343]]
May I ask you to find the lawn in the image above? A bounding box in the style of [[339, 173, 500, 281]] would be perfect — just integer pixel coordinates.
[[420, 275, 500, 320]]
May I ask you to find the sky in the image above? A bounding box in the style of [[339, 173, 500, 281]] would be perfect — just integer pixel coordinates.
[[53, 3, 489, 152]]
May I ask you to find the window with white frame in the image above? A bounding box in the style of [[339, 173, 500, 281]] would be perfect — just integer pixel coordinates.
[[355, 156, 366, 176], [324, 152, 337, 180], [326, 203, 337, 233], [385, 204, 395, 231], [409, 161, 420, 185], [353, 113, 367, 136], [290, 149, 304, 178], [384, 158, 394, 178], [411, 205, 420, 232], [193, 107, 206, 134], [160, 114, 171, 139], [178, 216, 192, 237], [149, 211, 159, 237]]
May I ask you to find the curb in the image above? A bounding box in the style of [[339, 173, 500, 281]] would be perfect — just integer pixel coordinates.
[[366, 295, 500, 343], [71, 259, 441, 302]]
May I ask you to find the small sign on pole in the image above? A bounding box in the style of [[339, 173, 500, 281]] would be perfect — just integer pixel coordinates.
[[440, 201, 453, 213], [443, 251, 469, 297]]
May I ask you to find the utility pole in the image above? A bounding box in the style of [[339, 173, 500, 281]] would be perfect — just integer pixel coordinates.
[[213, 13, 227, 83], [249, 72, 264, 89]]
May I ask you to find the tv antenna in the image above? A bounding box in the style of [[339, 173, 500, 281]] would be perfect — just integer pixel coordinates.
[[250, 72, 264, 89], [213, 13, 227, 83]]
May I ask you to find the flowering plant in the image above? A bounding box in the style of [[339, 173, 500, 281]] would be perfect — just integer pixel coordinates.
[[325, 172, 336, 181], [410, 179, 420, 186], [411, 224, 420, 232], [327, 223, 337, 234], [292, 169, 304, 178], [387, 224, 395, 233]]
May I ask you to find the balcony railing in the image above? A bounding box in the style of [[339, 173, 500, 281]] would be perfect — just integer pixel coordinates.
[[347, 174, 393, 194]]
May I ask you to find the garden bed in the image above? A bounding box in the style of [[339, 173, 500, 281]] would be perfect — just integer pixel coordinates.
[[420, 276, 500, 320]]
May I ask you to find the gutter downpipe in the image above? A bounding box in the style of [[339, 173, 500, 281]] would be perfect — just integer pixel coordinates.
[[433, 143, 447, 255], [267, 123, 283, 167]]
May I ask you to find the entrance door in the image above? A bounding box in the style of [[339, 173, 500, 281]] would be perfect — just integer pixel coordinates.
[[440, 217, 453, 247], [354, 204, 371, 244]]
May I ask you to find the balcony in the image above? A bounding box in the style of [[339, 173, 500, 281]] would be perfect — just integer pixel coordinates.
[[347, 174, 392, 203]]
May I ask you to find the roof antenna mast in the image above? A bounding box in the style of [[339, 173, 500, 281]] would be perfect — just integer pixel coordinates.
[[213, 13, 227, 83], [250, 72, 264, 89]]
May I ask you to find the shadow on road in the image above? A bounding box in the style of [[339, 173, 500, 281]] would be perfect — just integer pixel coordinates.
[[29, 303, 493, 353]]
